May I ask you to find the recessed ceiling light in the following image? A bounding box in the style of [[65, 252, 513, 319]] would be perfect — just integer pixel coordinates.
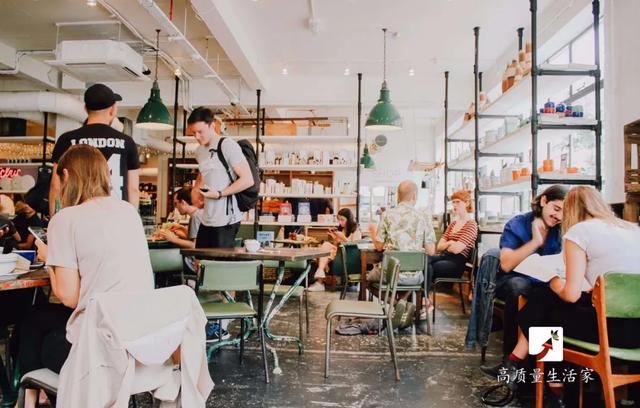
[[343, 68, 350, 76], [86, 0, 97, 5], [408, 68, 415, 76], [281, 67, 288, 75]]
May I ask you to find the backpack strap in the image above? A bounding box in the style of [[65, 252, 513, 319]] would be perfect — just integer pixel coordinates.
[[214, 137, 235, 218]]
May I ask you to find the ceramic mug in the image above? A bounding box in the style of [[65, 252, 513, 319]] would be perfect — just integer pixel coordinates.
[[245, 239, 261, 253]]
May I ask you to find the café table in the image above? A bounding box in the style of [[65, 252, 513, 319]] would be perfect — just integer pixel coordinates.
[[357, 243, 384, 301], [0, 269, 50, 407], [181, 247, 330, 375], [272, 238, 319, 247]]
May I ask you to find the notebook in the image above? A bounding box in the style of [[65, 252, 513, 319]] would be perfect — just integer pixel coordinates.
[[514, 253, 591, 291]]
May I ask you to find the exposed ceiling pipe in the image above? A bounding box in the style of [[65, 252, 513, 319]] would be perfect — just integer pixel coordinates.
[[0, 92, 86, 122], [134, 0, 250, 115]]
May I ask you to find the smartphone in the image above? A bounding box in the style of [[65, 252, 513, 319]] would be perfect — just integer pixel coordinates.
[[28, 226, 47, 244]]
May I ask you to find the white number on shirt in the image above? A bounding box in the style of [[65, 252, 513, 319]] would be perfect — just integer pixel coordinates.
[[107, 154, 123, 200]]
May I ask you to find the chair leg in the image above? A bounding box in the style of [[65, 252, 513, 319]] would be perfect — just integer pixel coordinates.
[[259, 321, 269, 384], [340, 280, 347, 300], [298, 295, 304, 342], [239, 318, 245, 365], [458, 282, 466, 315], [432, 281, 438, 324], [304, 290, 310, 334], [601, 372, 617, 408], [324, 318, 332, 378], [385, 317, 400, 381], [535, 360, 544, 408], [411, 291, 416, 337]]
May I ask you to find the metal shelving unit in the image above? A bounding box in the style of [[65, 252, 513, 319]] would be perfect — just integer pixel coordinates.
[[530, 0, 602, 194]]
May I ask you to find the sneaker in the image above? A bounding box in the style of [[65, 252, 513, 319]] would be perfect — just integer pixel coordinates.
[[307, 282, 325, 292], [480, 359, 505, 379], [206, 322, 231, 341], [483, 358, 520, 392]]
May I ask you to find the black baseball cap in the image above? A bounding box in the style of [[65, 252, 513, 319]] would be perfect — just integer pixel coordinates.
[[84, 84, 122, 111]]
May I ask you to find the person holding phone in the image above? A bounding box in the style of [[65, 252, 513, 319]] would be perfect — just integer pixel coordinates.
[[307, 208, 362, 292], [19, 144, 153, 408], [187, 107, 253, 249], [14, 199, 43, 250]]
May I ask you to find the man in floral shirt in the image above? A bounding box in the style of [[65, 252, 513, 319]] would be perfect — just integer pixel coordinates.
[[371, 180, 436, 254]]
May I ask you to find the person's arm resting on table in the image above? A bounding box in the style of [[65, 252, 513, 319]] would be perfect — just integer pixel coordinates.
[[550, 234, 588, 303]]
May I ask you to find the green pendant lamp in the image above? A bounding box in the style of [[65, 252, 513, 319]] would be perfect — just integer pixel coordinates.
[[365, 28, 402, 131], [360, 144, 375, 169], [136, 29, 173, 130]]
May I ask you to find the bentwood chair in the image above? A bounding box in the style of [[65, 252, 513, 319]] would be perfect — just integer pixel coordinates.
[[535, 273, 640, 408], [368, 250, 430, 335], [198, 260, 269, 383], [325, 255, 401, 380], [431, 246, 478, 323], [149, 248, 184, 288]]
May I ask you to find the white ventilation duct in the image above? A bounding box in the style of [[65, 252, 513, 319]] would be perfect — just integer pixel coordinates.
[[0, 92, 86, 123]]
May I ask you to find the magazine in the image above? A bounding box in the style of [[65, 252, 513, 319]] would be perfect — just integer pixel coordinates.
[[514, 253, 591, 291]]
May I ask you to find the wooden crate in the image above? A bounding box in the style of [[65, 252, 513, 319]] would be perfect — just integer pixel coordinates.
[[624, 119, 640, 193], [624, 119, 640, 223]]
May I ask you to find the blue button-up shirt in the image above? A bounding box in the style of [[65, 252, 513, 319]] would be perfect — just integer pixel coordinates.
[[499, 211, 562, 255]]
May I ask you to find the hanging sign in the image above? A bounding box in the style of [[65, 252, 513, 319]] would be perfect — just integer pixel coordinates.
[[0, 168, 21, 179]]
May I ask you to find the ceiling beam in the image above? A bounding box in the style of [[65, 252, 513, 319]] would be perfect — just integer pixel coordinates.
[[0, 41, 62, 90], [190, 0, 269, 92]]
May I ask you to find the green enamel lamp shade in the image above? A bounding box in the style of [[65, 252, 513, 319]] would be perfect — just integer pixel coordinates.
[[360, 145, 375, 169], [136, 80, 173, 130], [365, 80, 402, 131]]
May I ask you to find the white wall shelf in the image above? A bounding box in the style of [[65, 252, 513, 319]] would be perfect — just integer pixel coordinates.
[[176, 135, 356, 145], [261, 165, 356, 171], [481, 173, 596, 193], [241, 221, 338, 227], [260, 193, 356, 199]]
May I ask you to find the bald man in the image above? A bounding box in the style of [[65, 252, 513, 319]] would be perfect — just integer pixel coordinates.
[[370, 180, 436, 254]]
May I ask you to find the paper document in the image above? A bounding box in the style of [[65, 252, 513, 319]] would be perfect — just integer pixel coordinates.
[[514, 253, 591, 291]]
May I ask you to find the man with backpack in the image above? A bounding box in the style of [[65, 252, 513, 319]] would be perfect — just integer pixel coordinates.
[[187, 107, 257, 248]]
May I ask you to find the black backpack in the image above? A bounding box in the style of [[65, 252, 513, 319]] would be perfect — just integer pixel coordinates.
[[216, 137, 260, 212]]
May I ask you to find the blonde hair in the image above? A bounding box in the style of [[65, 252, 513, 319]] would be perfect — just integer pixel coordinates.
[[57, 144, 111, 208], [562, 186, 629, 235], [451, 189, 473, 213]]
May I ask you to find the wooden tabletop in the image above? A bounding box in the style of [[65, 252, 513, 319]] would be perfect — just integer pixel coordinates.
[[182, 247, 331, 262], [273, 239, 319, 246], [0, 268, 50, 292]]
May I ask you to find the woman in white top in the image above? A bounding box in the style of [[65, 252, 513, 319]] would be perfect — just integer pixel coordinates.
[[492, 186, 640, 397], [18, 144, 153, 407]]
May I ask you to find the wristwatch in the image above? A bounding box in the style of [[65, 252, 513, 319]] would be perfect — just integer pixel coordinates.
[[217, 190, 224, 199]]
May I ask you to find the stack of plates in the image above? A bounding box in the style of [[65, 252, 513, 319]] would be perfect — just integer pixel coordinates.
[[0, 253, 25, 281]]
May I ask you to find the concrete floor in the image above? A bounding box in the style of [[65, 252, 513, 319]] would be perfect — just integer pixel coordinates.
[[202, 287, 517, 408]]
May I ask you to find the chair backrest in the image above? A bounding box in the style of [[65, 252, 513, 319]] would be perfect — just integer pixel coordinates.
[[384, 250, 426, 272], [381, 255, 401, 318], [200, 260, 261, 292], [600, 272, 640, 318], [336, 242, 362, 279], [149, 248, 183, 274]]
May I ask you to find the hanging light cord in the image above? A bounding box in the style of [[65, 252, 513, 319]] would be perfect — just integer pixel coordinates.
[[154, 29, 160, 82], [382, 28, 387, 81]]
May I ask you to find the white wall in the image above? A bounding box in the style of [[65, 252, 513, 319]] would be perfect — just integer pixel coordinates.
[[603, 0, 640, 203]]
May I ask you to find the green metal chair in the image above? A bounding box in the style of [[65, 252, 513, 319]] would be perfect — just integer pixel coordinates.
[[334, 242, 363, 300], [324, 255, 401, 380], [431, 246, 478, 323], [535, 272, 640, 408], [368, 250, 430, 335], [198, 260, 269, 383], [149, 248, 184, 288], [251, 260, 310, 340]]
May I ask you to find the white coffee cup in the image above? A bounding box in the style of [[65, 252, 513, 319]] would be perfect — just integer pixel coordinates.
[[245, 239, 260, 253]]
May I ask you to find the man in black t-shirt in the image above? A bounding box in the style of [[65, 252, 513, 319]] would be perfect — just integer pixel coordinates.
[[49, 84, 140, 216], [14, 200, 43, 250]]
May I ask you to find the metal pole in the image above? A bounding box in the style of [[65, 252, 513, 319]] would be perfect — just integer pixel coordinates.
[[479, 72, 483, 93], [473, 27, 480, 224], [356, 73, 362, 223], [517, 27, 524, 51], [42, 112, 48, 167], [254, 89, 261, 237], [170, 75, 179, 209], [593, 0, 602, 190], [530, 0, 539, 196], [443, 71, 449, 228]]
